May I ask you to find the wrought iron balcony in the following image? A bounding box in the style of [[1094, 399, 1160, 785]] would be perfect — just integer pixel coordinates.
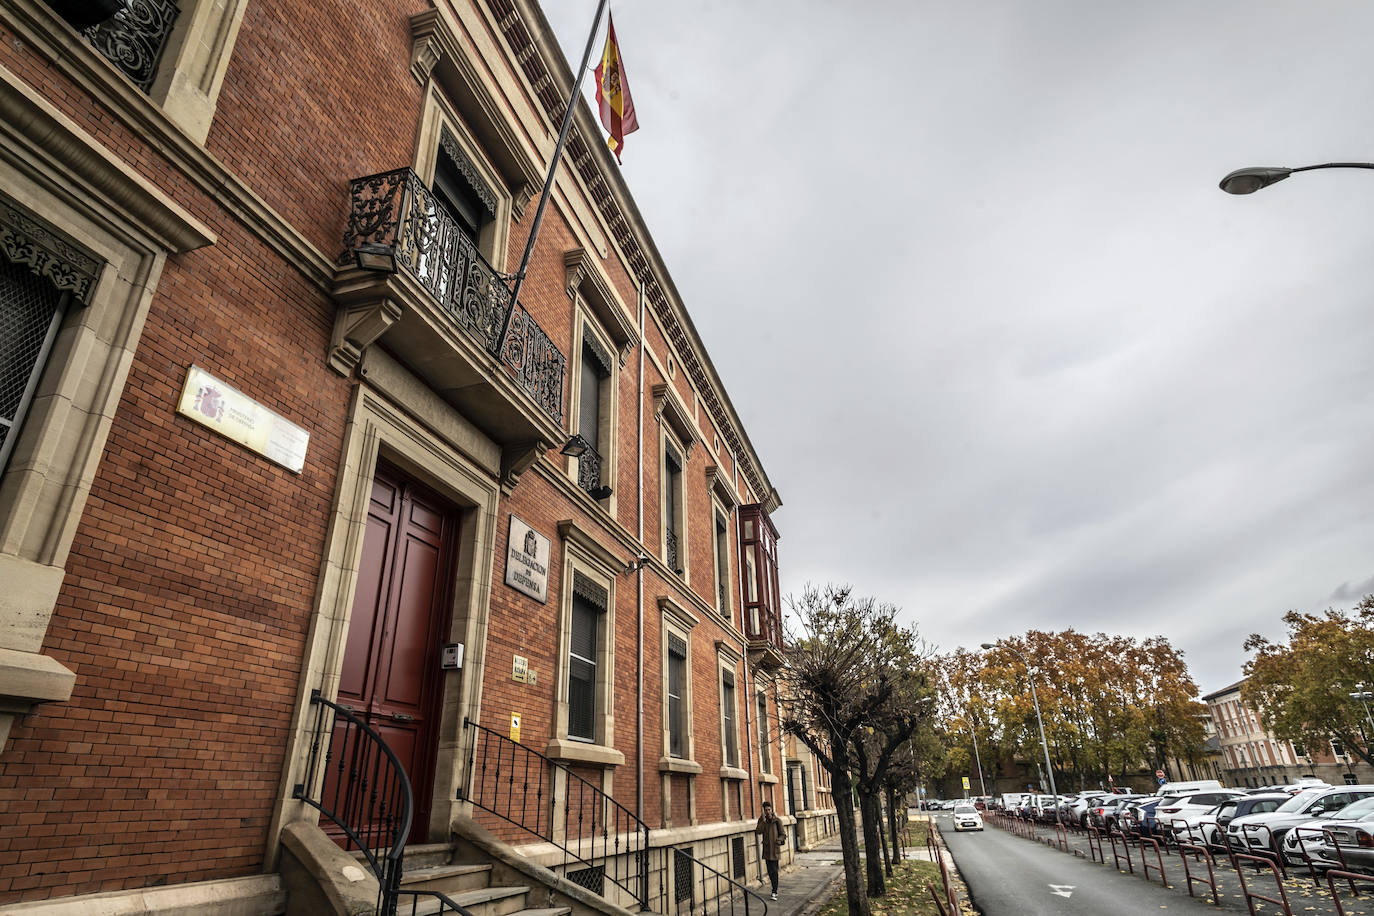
[[665, 530, 680, 574], [575, 443, 615, 501], [82, 0, 180, 92], [339, 168, 564, 424]]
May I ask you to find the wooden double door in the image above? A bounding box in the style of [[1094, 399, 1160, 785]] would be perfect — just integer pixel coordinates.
[[334, 463, 458, 845]]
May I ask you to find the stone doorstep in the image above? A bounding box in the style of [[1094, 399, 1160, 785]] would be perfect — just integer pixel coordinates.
[[400, 861, 496, 895]]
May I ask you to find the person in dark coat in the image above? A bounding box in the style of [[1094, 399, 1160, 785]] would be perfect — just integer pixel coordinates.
[[755, 801, 786, 900]]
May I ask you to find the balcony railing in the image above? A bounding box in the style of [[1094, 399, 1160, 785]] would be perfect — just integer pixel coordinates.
[[83, 0, 180, 92], [339, 168, 565, 423]]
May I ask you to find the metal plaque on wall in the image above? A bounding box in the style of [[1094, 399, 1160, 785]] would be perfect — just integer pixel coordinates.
[[504, 515, 549, 603]]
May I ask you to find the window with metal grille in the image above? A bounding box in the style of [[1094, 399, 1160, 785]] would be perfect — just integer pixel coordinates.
[[756, 692, 771, 773], [673, 847, 693, 904], [0, 259, 66, 475], [721, 671, 738, 767], [714, 512, 730, 615], [667, 633, 687, 757], [568, 591, 600, 741], [664, 447, 682, 573], [731, 836, 745, 879], [566, 865, 604, 895]]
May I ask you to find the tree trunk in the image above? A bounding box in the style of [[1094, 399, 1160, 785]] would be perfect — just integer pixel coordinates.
[[861, 789, 887, 897], [832, 771, 871, 916], [885, 783, 902, 864], [878, 794, 892, 877]]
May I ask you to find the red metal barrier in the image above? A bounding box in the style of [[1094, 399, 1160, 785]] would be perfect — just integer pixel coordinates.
[[1086, 826, 1105, 864], [1109, 829, 1135, 875], [1138, 836, 1169, 888], [1287, 824, 1335, 884], [1325, 868, 1374, 916], [1175, 839, 1220, 905], [1232, 852, 1294, 916], [1239, 823, 1286, 880]]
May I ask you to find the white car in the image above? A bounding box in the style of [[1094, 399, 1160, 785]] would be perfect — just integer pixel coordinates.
[[952, 804, 983, 831], [1156, 789, 1246, 841]]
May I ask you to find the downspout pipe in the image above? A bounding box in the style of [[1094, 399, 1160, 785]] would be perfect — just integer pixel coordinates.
[[635, 286, 646, 825]]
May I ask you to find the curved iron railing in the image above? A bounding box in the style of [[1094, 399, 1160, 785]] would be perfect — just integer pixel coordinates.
[[461, 718, 650, 909], [294, 690, 412, 916]]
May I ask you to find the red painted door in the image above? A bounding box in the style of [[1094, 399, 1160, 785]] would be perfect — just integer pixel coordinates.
[[333, 465, 456, 846]]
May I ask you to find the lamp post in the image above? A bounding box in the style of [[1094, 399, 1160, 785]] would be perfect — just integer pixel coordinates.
[[969, 722, 987, 798], [1350, 684, 1374, 736], [1219, 162, 1374, 195], [981, 642, 1056, 803]]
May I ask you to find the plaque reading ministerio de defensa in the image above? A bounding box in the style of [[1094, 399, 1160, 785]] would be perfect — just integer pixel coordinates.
[[176, 365, 310, 473]]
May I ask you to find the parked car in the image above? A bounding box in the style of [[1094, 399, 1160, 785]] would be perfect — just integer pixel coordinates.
[[1069, 793, 1110, 827], [1089, 794, 1147, 830], [952, 803, 984, 832], [1280, 794, 1374, 866], [1195, 793, 1290, 847], [1229, 785, 1374, 855], [1156, 789, 1246, 841], [1118, 797, 1162, 836], [1316, 803, 1374, 874]]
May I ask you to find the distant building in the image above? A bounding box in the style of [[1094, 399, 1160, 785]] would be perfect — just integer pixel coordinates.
[[0, 0, 831, 910], [1204, 679, 1368, 787]]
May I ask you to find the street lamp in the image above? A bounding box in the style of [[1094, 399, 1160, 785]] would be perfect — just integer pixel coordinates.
[[1349, 684, 1374, 736], [1219, 162, 1374, 195], [981, 642, 1057, 804], [969, 723, 988, 798]]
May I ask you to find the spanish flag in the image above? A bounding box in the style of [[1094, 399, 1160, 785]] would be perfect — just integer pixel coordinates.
[[594, 14, 638, 162]]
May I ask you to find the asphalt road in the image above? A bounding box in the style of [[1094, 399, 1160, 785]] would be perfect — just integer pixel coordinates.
[[937, 814, 1224, 915]]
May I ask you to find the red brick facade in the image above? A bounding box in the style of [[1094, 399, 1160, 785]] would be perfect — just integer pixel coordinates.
[[0, 0, 796, 906]]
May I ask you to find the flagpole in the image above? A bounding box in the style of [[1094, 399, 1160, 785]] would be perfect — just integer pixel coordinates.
[[496, 0, 610, 355]]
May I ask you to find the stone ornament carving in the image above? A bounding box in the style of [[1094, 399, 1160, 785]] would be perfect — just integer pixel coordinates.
[[0, 194, 103, 303]]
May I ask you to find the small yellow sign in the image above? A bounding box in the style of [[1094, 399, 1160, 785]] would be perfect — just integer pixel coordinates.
[[510, 713, 521, 742], [962, 776, 970, 790]]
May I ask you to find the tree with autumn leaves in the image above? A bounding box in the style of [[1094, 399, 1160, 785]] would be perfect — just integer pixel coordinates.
[[937, 630, 1206, 791], [777, 585, 935, 916], [1243, 596, 1374, 767]]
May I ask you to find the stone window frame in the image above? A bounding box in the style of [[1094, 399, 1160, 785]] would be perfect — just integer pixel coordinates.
[[716, 641, 746, 781], [657, 420, 691, 578], [708, 490, 735, 620], [412, 84, 515, 269], [755, 687, 773, 776], [657, 595, 700, 772], [0, 69, 213, 752], [566, 312, 619, 509], [547, 519, 624, 768], [10, 0, 250, 145]]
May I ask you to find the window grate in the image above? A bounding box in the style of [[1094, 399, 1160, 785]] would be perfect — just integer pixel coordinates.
[[673, 847, 693, 904], [566, 865, 604, 895], [0, 259, 65, 473], [731, 836, 746, 879]]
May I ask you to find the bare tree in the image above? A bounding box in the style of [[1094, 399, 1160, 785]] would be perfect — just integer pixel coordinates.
[[778, 585, 929, 913]]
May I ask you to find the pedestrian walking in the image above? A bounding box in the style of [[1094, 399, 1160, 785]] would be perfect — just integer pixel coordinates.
[[755, 800, 786, 900]]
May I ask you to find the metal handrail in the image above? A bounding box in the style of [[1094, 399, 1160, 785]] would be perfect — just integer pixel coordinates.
[[460, 718, 650, 909], [293, 690, 412, 916], [663, 845, 770, 916]]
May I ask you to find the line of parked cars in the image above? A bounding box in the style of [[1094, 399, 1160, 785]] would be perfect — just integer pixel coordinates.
[[1001, 778, 1374, 876]]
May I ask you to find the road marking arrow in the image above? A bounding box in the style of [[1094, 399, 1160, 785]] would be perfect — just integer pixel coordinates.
[[1049, 885, 1075, 898]]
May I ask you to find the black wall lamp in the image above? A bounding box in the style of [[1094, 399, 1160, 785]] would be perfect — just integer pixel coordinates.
[[353, 242, 398, 273], [559, 434, 591, 458]]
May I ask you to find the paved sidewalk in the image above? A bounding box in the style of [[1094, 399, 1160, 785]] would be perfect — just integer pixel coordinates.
[[759, 841, 846, 916]]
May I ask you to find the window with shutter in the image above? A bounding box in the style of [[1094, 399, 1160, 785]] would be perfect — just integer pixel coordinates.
[[568, 592, 600, 741]]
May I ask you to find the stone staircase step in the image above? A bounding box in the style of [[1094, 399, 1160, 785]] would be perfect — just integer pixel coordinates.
[[402, 842, 464, 870], [507, 909, 573, 916], [398, 885, 531, 916], [401, 862, 494, 895], [444, 884, 532, 916]]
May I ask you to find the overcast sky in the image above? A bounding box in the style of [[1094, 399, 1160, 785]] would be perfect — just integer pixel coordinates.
[[543, 1, 1374, 695]]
